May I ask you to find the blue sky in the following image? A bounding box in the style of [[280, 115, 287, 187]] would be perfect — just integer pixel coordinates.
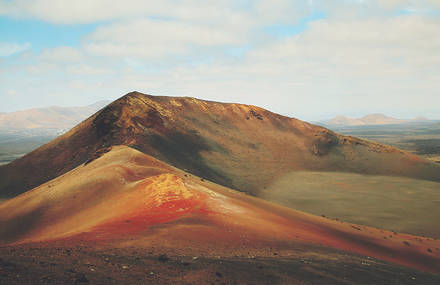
[[0, 18, 98, 53], [1, 0, 440, 120], [264, 11, 326, 38]]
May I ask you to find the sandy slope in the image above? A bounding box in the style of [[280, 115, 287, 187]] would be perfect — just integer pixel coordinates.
[[1, 146, 438, 273]]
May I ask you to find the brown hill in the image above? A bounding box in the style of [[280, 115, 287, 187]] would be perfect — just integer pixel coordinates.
[[327, 113, 405, 126], [1, 146, 439, 273], [1, 91, 439, 199], [0, 100, 110, 131]]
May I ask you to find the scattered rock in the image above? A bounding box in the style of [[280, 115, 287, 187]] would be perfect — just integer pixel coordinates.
[[0, 259, 17, 270], [158, 254, 169, 262], [249, 110, 263, 120], [300, 259, 312, 264], [351, 225, 361, 231], [361, 262, 370, 266], [74, 273, 89, 284]]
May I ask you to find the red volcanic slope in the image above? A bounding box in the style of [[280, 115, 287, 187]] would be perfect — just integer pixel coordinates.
[[0, 146, 438, 273]]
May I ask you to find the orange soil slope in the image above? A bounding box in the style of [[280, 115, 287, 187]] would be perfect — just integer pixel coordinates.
[[1, 92, 439, 198], [0, 146, 438, 273]]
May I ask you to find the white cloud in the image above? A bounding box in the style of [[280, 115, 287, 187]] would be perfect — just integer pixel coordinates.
[[66, 64, 112, 75], [0, 42, 30, 57], [104, 15, 439, 119], [254, 0, 312, 24], [1, 0, 440, 119], [0, 0, 166, 23], [0, 0, 254, 24], [40, 46, 83, 62], [377, 0, 440, 9], [83, 18, 248, 58], [24, 62, 57, 73]]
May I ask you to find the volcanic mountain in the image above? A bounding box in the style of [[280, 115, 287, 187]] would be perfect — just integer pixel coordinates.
[[1, 93, 440, 283], [1, 92, 439, 200], [1, 146, 439, 276]]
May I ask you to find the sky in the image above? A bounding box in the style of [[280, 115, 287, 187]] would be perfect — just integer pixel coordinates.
[[0, 0, 439, 121]]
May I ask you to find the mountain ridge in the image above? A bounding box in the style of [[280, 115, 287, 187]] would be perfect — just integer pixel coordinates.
[[1, 91, 439, 199], [325, 113, 431, 126]]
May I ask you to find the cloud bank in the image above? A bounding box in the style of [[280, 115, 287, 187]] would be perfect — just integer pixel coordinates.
[[0, 0, 439, 120]]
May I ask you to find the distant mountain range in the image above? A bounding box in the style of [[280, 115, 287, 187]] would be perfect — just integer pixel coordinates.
[[324, 113, 430, 126], [0, 100, 111, 133]]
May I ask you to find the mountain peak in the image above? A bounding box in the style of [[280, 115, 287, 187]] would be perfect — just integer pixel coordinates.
[[1, 92, 439, 199], [362, 113, 388, 118]]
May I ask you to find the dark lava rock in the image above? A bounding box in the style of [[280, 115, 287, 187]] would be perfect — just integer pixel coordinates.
[[158, 254, 169, 262], [74, 273, 89, 284]]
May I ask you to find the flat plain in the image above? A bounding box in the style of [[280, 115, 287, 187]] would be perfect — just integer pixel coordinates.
[[328, 122, 440, 163], [260, 171, 440, 238]]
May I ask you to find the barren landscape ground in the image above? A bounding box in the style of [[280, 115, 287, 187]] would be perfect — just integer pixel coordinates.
[[1, 244, 440, 285], [261, 171, 440, 238], [1, 146, 439, 284], [1, 94, 439, 284]]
